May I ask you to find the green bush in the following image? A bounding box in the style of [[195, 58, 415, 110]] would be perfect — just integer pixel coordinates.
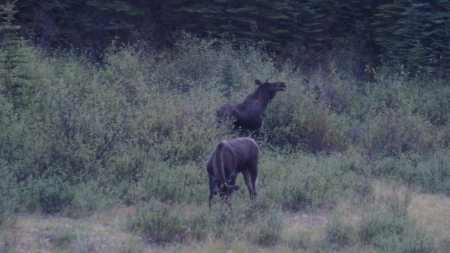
[[0, 160, 16, 225], [359, 211, 406, 246], [361, 219, 435, 253], [357, 187, 434, 252], [372, 151, 450, 195], [127, 200, 187, 244], [249, 209, 284, 247], [38, 176, 74, 214], [358, 191, 410, 246], [361, 108, 435, 157], [414, 84, 450, 126], [127, 161, 206, 205], [394, 225, 436, 253], [264, 77, 348, 153], [184, 206, 212, 242], [287, 232, 310, 252], [325, 216, 355, 248], [127, 201, 213, 244], [64, 180, 116, 217], [258, 152, 371, 212], [413, 151, 450, 195]]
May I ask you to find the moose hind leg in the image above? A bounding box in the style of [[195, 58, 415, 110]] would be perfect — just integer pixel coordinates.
[[250, 166, 258, 198], [242, 170, 256, 199]]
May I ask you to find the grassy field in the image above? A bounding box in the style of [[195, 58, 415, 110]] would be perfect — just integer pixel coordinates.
[[1, 181, 449, 252]]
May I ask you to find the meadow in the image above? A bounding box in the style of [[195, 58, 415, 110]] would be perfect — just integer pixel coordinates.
[[0, 35, 449, 252]]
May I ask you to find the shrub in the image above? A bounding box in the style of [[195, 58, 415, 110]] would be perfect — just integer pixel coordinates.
[[361, 219, 435, 253], [0, 160, 16, 225], [264, 77, 348, 153], [287, 232, 310, 252], [358, 211, 406, 246], [413, 150, 450, 195], [397, 225, 436, 253], [48, 227, 74, 249], [64, 180, 116, 217], [358, 189, 411, 246], [129, 161, 206, 205], [357, 186, 434, 252], [361, 108, 435, 157], [372, 151, 450, 195], [127, 200, 187, 244], [325, 216, 355, 248], [249, 209, 284, 247], [184, 206, 212, 242], [38, 176, 74, 214], [415, 84, 450, 126], [259, 152, 370, 212]]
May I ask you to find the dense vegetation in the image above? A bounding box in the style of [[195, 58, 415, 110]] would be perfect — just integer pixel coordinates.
[[1, 1, 450, 252], [10, 0, 450, 76]]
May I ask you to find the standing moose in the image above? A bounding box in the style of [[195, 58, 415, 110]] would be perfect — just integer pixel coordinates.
[[207, 137, 259, 207], [217, 79, 286, 132]]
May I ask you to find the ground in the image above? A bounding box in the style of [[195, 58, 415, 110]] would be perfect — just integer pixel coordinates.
[[1, 182, 449, 252]]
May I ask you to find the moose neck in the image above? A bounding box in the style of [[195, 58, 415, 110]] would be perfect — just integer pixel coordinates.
[[252, 89, 273, 108]]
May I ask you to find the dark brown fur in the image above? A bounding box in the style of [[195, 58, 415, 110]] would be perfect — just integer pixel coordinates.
[[217, 79, 286, 131], [207, 137, 259, 207]]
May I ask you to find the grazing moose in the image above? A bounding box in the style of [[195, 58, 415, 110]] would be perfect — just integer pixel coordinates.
[[207, 137, 259, 207], [217, 79, 286, 133]]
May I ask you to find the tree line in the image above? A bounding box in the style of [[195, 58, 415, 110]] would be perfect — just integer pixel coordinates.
[[5, 0, 450, 76]]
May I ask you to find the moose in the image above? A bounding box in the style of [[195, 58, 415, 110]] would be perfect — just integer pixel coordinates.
[[217, 79, 286, 133], [207, 137, 259, 207]]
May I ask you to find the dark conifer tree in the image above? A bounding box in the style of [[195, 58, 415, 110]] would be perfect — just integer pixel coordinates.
[[375, 0, 450, 74], [0, 0, 27, 101]]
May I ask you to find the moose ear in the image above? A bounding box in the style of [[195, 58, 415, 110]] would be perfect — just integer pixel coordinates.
[[255, 79, 261, 86]]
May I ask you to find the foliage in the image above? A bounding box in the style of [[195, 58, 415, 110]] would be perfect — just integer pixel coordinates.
[[258, 152, 372, 212], [325, 215, 355, 249], [0, 160, 16, 225], [373, 151, 450, 195], [128, 200, 188, 244], [7, 0, 449, 75], [375, 0, 450, 74], [248, 209, 283, 247], [0, 34, 448, 251], [357, 188, 435, 253], [0, 0, 28, 105], [37, 176, 74, 214]]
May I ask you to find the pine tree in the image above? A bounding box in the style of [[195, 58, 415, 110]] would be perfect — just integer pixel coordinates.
[[424, 0, 450, 72], [375, 0, 450, 74], [285, 0, 325, 49], [374, 0, 409, 59], [0, 0, 27, 100], [171, 0, 292, 51]]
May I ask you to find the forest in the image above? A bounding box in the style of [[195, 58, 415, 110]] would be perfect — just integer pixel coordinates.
[[8, 0, 450, 77], [0, 1, 450, 252]]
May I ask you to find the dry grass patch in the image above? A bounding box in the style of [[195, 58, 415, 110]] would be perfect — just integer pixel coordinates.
[[0, 207, 146, 252], [283, 181, 450, 252], [371, 180, 450, 244], [409, 192, 450, 249], [283, 210, 328, 239]]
